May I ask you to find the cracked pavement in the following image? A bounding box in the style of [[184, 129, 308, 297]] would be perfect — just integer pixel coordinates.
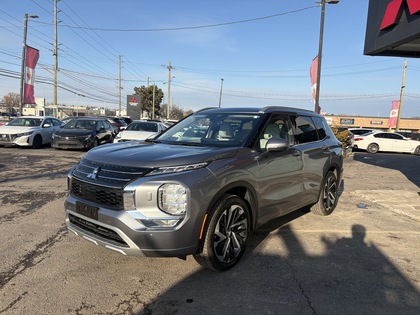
[[0, 147, 419, 315]]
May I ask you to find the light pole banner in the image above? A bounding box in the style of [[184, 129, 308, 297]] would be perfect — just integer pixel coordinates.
[[388, 100, 399, 128], [24, 46, 39, 104], [310, 55, 318, 105]]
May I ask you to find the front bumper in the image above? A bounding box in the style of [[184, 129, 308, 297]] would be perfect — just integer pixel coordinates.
[[0, 134, 31, 147], [52, 138, 89, 149], [65, 194, 199, 257]]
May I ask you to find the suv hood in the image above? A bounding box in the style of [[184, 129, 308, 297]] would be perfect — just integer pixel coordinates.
[[84, 141, 239, 168]]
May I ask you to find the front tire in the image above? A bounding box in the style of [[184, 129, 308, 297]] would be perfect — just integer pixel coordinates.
[[193, 194, 250, 272], [367, 143, 379, 154], [415, 145, 420, 155], [90, 138, 99, 149], [31, 135, 42, 149], [310, 171, 338, 216]]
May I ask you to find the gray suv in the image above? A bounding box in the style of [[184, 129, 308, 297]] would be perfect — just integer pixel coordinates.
[[65, 106, 343, 271]]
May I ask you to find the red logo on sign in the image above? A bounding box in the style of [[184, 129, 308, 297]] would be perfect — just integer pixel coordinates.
[[380, 0, 420, 30]]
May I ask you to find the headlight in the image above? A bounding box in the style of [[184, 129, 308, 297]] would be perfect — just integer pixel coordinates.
[[148, 162, 208, 176], [158, 183, 187, 215], [16, 131, 33, 137]]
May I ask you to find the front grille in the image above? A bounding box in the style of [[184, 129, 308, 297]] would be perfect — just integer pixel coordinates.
[[69, 214, 128, 247], [71, 178, 124, 209], [72, 158, 149, 188], [70, 158, 151, 209], [0, 134, 15, 142]]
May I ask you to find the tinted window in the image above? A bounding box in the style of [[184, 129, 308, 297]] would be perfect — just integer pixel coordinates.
[[43, 118, 53, 126], [388, 133, 403, 140], [374, 133, 387, 139], [312, 117, 327, 140], [293, 116, 319, 144], [97, 121, 105, 130]]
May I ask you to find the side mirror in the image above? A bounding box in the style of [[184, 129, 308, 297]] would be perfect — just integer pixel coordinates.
[[266, 137, 290, 152], [43, 123, 51, 128]]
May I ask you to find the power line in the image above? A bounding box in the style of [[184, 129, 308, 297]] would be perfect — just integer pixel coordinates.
[[33, 7, 318, 32]]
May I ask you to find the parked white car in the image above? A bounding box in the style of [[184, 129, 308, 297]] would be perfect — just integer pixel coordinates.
[[114, 120, 168, 143], [353, 131, 420, 155], [0, 116, 63, 148], [348, 128, 381, 136]]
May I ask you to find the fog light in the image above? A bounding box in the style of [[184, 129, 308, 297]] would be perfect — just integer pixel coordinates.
[[123, 190, 136, 210]]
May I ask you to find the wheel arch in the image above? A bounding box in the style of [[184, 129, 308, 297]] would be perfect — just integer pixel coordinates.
[[194, 181, 258, 254], [31, 133, 43, 148]]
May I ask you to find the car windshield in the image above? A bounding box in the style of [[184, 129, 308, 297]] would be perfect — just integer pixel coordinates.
[[8, 117, 42, 127], [156, 112, 263, 146], [127, 122, 158, 132], [64, 119, 96, 130]]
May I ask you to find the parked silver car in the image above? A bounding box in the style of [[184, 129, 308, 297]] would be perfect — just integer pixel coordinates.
[[0, 116, 63, 148], [65, 106, 344, 271]]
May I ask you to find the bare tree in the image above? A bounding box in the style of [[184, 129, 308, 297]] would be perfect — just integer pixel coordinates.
[[1, 92, 20, 114]]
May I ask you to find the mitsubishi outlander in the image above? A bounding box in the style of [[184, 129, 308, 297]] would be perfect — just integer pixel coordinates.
[[65, 106, 343, 271]]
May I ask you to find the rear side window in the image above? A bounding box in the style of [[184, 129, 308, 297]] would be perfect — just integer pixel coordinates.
[[312, 117, 327, 140], [293, 116, 319, 144]]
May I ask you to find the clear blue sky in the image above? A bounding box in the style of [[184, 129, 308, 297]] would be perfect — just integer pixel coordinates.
[[1, 0, 419, 118]]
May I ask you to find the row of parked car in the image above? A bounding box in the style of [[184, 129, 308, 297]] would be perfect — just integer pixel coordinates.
[[0, 115, 170, 150], [346, 128, 420, 155], [1, 115, 419, 155]]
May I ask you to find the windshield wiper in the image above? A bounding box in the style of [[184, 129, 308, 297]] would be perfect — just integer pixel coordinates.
[[145, 138, 161, 143]]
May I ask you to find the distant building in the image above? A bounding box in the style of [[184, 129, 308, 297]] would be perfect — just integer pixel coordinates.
[[324, 114, 420, 132]]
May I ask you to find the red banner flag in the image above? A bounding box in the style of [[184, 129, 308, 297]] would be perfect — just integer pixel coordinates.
[[24, 46, 39, 104], [388, 100, 399, 128], [310, 56, 319, 113]]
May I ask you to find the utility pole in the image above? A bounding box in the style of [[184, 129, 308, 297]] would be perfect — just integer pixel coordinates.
[[315, 0, 340, 114], [53, 0, 58, 117], [218, 78, 224, 108], [166, 62, 173, 120], [152, 84, 156, 119], [396, 58, 407, 132], [118, 55, 122, 115]]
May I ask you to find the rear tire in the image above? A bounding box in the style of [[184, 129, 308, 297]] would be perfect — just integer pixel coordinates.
[[310, 171, 338, 216], [193, 194, 250, 271], [367, 143, 379, 154], [415, 145, 420, 155]]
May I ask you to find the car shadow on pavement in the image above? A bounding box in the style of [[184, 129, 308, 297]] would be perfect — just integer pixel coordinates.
[[352, 151, 420, 188], [138, 212, 420, 315]]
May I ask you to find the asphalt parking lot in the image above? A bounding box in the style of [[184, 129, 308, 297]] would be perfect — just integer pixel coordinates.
[[0, 146, 419, 314]]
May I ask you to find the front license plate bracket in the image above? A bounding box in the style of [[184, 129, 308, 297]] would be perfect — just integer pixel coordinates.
[[76, 202, 99, 220]]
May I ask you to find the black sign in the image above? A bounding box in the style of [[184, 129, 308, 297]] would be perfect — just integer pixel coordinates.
[[364, 0, 420, 58], [126, 94, 141, 119]]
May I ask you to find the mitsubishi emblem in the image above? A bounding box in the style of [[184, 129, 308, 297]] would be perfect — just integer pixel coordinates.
[[87, 167, 100, 180]]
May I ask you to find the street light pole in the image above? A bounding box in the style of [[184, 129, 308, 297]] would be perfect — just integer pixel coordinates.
[[315, 0, 339, 114], [218, 78, 224, 108], [20, 14, 38, 116]]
